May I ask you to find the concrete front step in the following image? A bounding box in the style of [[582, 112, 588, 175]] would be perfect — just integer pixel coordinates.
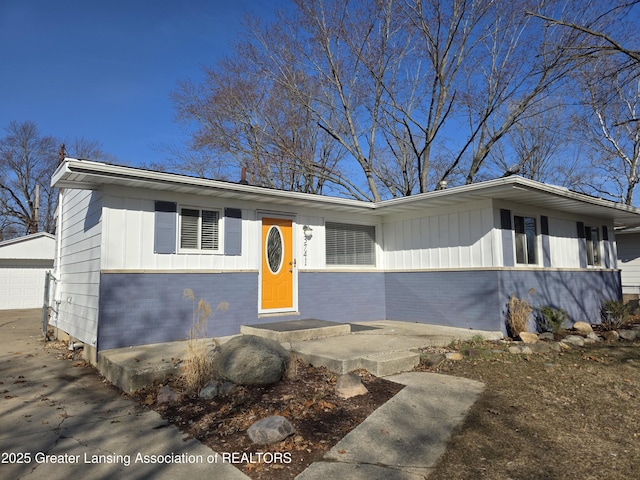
[[98, 341, 186, 393], [241, 319, 351, 342], [294, 349, 421, 376]]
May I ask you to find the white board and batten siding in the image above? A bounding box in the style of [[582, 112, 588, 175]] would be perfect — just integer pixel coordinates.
[[101, 193, 258, 271], [0, 233, 55, 310], [101, 190, 363, 272], [383, 203, 496, 270], [53, 189, 103, 345]]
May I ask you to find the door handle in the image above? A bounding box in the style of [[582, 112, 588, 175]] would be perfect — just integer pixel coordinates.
[[289, 259, 296, 272]]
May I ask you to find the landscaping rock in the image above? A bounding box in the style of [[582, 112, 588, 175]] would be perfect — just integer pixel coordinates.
[[586, 332, 600, 341], [421, 353, 446, 367], [618, 330, 638, 341], [529, 343, 551, 354], [518, 332, 539, 344], [463, 348, 483, 358], [562, 335, 585, 347], [210, 335, 289, 386], [573, 321, 593, 334], [199, 383, 219, 400], [603, 330, 620, 342], [445, 352, 464, 361], [335, 374, 368, 399], [547, 342, 562, 352], [247, 415, 295, 444], [157, 385, 181, 405], [508, 345, 533, 354], [539, 332, 555, 341], [218, 381, 235, 396]]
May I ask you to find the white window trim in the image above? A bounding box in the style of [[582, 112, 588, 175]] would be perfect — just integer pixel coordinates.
[[178, 205, 223, 254], [513, 214, 539, 266]]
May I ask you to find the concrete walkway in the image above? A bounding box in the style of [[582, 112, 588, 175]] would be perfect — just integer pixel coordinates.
[[298, 372, 484, 479], [1, 310, 486, 479], [0, 310, 246, 480]]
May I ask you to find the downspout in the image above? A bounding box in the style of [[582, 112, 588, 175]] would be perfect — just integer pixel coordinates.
[[51, 189, 64, 327]]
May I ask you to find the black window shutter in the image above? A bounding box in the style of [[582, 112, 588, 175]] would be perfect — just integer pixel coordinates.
[[577, 221, 587, 268], [540, 215, 549, 235], [224, 208, 242, 256], [500, 209, 512, 230], [154, 201, 177, 254]]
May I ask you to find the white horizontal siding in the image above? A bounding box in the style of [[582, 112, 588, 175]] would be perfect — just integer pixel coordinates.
[[617, 233, 640, 291], [55, 189, 102, 345]]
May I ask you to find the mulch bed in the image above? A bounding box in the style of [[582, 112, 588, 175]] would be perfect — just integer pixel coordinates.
[[134, 359, 404, 479]]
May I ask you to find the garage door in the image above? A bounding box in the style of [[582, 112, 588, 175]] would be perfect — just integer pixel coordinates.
[[0, 267, 49, 310]]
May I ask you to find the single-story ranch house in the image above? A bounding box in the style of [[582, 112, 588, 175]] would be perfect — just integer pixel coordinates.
[[48, 159, 640, 362]]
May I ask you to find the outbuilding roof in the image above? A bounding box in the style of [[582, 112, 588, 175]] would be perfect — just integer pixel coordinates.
[[0, 232, 56, 260], [52, 159, 640, 227]]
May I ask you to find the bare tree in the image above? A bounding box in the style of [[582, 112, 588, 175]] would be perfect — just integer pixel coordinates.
[[171, 27, 358, 196], [576, 61, 640, 204], [487, 99, 586, 187], [528, 1, 640, 64], [528, 1, 640, 203], [172, 0, 621, 200], [0, 121, 58, 236]]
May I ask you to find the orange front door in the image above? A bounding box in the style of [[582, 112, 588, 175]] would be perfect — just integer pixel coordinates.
[[261, 217, 294, 310]]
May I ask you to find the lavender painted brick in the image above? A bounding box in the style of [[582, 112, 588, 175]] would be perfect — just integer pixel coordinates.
[[96, 268, 622, 352], [385, 271, 501, 331], [497, 269, 621, 330], [297, 271, 386, 322], [98, 272, 257, 351]]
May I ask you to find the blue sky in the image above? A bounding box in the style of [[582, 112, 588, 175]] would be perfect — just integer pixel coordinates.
[[0, 0, 290, 165]]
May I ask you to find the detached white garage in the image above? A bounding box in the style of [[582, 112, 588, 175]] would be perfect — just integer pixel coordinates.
[[0, 232, 55, 310]]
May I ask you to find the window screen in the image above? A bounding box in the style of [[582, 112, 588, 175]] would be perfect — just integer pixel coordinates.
[[325, 221, 375, 266]]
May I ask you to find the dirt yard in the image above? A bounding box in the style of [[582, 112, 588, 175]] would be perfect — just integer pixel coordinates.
[[420, 335, 640, 480]]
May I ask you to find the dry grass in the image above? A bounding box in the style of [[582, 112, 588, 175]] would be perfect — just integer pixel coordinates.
[[182, 288, 228, 394], [507, 294, 533, 336]]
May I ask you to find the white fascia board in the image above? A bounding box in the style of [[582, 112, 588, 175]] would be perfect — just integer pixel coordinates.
[[51, 159, 640, 225], [52, 159, 375, 214]]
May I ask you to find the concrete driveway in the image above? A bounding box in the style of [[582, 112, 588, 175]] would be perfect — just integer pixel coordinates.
[[0, 309, 247, 480]]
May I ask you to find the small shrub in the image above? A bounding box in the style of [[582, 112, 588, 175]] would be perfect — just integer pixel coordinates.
[[507, 295, 533, 337], [182, 289, 229, 394], [600, 299, 630, 331], [536, 306, 568, 334]]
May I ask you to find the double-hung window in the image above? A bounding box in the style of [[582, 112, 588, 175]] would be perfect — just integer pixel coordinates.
[[585, 226, 600, 266], [514, 215, 537, 265], [325, 221, 376, 266], [180, 207, 220, 251]]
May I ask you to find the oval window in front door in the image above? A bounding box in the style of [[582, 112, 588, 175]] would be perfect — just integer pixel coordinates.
[[266, 226, 284, 274]]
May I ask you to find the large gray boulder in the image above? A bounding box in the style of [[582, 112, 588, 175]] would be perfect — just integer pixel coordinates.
[[210, 335, 289, 386], [247, 415, 295, 444]]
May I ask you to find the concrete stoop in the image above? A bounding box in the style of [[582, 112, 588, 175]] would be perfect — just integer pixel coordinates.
[[98, 341, 186, 393], [293, 349, 421, 376], [241, 319, 351, 342]]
